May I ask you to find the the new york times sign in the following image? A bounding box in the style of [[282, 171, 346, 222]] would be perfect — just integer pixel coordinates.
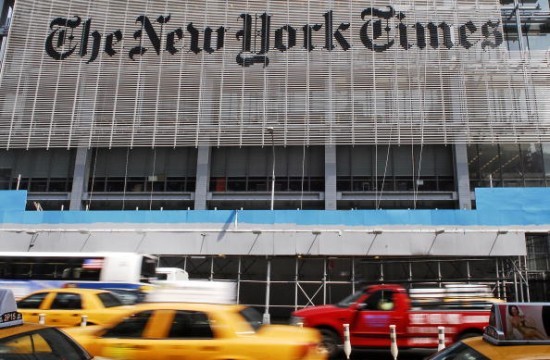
[[45, 6, 503, 67]]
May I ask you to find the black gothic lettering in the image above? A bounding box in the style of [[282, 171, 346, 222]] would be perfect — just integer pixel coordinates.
[[105, 30, 123, 57], [481, 20, 503, 50], [236, 13, 252, 52], [414, 23, 426, 49], [236, 54, 270, 67], [396, 12, 412, 50], [203, 27, 214, 54], [45, 16, 81, 60], [275, 25, 296, 51], [80, 19, 91, 57], [360, 7, 395, 52], [259, 13, 271, 54], [236, 13, 268, 67], [79, 19, 101, 64], [302, 24, 322, 51], [85, 31, 101, 64], [425, 22, 453, 49], [44, 9, 504, 66], [166, 28, 183, 55], [216, 27, 225, 49], [187, 23, 201, 54], [459, 21, 477, 49], [334, 23, 351, 50], [129, 15, 166, 60], [323, 11, 334, 50]]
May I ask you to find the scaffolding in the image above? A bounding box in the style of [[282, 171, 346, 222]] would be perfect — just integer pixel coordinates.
[[159, 255, 529, 321]]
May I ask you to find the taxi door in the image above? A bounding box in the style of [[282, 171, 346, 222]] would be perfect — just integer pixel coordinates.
[[96, 310, 159, 360], [157, 309, 223, 360], [46, 292, 84, 327], [350, 290, 403, 348]]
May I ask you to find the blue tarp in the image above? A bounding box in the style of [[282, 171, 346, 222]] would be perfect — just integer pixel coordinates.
[[0, 188, 549, 227]]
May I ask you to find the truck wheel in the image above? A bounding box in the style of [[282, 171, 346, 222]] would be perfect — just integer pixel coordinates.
[[319, 328, 342, 359]]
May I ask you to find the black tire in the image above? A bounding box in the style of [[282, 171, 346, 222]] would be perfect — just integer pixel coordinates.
[[318, 328, 343, 359]]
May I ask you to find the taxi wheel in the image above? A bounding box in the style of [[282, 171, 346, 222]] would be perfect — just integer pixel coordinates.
[[319, 328, 342, 359]]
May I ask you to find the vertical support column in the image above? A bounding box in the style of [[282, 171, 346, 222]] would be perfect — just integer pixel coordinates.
[[194, 146, 210, 210], [294, 257, 299, 311], [263, 258, 271, 324], [454, 144, 472, 210], [69, 147, 91, 210], [0, 0, 12, 41], [325, 145, 337, 210], [0, 0, 9, 26]]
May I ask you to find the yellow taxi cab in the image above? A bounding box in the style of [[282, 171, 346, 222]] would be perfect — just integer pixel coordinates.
[[428, 302, 550, 360], [0, 288, 93, 359], [17, 288, 134, 327], [65, 282, 328, 360]]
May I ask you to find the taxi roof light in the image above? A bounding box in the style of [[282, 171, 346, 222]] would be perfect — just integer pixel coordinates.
[[0, 289, 23, 329]]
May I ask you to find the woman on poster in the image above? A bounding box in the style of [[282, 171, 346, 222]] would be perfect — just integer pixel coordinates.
[[507, 305, 547, 340]]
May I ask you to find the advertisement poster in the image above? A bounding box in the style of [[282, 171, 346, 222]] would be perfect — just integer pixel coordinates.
[[499, 304, 550, 341]]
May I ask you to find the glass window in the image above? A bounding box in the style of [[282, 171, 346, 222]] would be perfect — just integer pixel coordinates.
[[336, 291, 364, 308], [102, 311, 152, 338], [17, 292, 48, 309], [168, 311, 214, 339], [0, 327, 90, 360], [97, 292, 123, 308], [248, 177, 268, 191], [500, 144, 523, 186], [362, 290, 395, 311], [477, 145, 501, 187], [337, 176, 352, 191], [521, 144, 544, 181], [226, 177, 246, 191], [50, 293, 82, 310], [238, 307, 263, 332]]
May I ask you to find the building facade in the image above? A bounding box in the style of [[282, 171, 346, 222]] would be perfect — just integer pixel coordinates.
[[0, 0, 549, 319]]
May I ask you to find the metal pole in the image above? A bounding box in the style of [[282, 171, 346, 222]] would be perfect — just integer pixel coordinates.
[[496, 259, 501, 299], [263, 258, 271, 324], [266, 127, 275, 210], [524, 256, 530, 302], [295, 257, 299, 311], [237, 257, 241, 304]]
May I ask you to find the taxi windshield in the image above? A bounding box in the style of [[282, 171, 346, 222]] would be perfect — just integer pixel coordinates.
[[238, 307, 264, 331], [336, 290, 364, 308], [427, 341, 489, 360]]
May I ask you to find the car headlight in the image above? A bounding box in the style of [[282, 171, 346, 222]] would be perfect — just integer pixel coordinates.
[[289, 316, 305, 326]]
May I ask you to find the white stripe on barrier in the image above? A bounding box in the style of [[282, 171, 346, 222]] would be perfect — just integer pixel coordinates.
[[343, 323, 352, 360], [390, 324, 398, 360], [438, 326, 446, 351]]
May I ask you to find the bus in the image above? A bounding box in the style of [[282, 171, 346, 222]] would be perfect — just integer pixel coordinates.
[[0, 252, 158, 299]]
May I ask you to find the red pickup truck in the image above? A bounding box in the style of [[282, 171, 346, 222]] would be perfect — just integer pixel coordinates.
[[290, 284, 496, 357]]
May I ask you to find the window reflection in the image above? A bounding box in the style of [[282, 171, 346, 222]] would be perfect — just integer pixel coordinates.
[[468, 143, 546, 188]]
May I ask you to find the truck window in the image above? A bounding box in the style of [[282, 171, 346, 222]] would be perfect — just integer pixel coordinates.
[[336, 291, 364, 308], [362, 290, 395, 311]]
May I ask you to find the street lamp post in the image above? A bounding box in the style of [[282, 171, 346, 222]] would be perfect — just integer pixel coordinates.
[[266, 127, 275, 210]]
